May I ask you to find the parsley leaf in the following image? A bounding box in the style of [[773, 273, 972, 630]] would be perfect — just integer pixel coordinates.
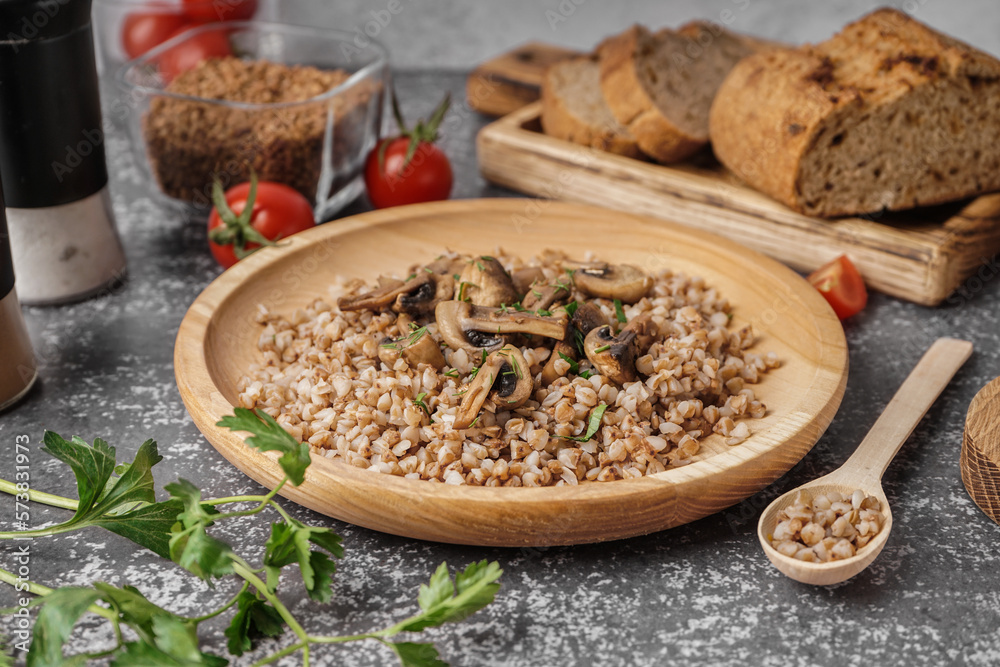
[[41, 434, 161, 526], [165, 479, 234, 580], [29, 587, 102, 667], [556, 404, 608, 442], [216, 408, 311, 486], [562, 300, 579, 318], [224, 589, 285, 656], [263, 519, 344, 602], [92, 499, 185, 560], [396, 560, 502, 632], [613, 299, 627, 324], [389, 642, 448, 667]]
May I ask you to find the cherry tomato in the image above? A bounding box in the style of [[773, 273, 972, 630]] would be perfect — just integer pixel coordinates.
[[365, 138, 454, 209], [182, 0, 258, 23], [121, 11, 190, 60], [808, 255, 868, 320], [364, 92, 453, 209], [208, 178, 316, 269], [157, 28, 233, 82]]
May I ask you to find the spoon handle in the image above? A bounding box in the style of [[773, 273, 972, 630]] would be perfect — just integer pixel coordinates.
[[841, 337, 973, 487]]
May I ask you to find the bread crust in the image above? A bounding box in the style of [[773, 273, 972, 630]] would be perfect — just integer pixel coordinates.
[[598, 26, 704, 163], [709, 8, 1000, 217], [540, 56, 644, 159]]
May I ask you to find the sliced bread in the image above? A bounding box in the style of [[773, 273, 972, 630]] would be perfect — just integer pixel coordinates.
[[597, 22, 763, 163], [709, 8, 1000, 217], [540, 55, 644, 159]]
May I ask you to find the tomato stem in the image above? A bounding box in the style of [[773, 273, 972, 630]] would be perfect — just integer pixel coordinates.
[[209, 170, 278, 259], [381, 89, 451, 174]]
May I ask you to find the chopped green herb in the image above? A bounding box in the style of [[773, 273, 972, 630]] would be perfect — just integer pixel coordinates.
[[513, 303, 529, 313], [564, 268, 576, 280], [475, 260, 485, 271], [553, 280, 570, 294], [380, 340, 399, 350], [423, 267, 434, 273], [497, 303, 510, 315], [413, 392, 432, 417], [405, 273, 417, 282], [443, 369, 460, 378], [531, 289, 543, 299], [481, 349, 488, 366], [469, 415, 480, 428], [453, 273, 461, 280], [563, 301, 579, 318], [573, 328, 586, 357], [558, 352, 579, 374], [556, 404, 608, 442], [481, 255, 495, 261], [579, 369, 596, 380], [510, 356, 522, 379], [593, 344, 611, 354], [458, 282, 475, 302], [536, 309, 552, 317], [614, 299, 627, 324]]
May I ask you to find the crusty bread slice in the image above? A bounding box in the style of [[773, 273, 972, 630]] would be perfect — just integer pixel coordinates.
[[709, 8, 1000, 217], [597, 22, 761, 163], [540, 55, 644, 159]]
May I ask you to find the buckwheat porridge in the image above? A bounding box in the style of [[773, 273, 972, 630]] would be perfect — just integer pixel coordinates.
[[236, 250, 779, 487]]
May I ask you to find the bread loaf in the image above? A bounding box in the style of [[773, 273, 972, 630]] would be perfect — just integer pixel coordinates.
[[540, 55, 644, 159], [597, 22, 764, 163], [709, 8, 1000, 217]]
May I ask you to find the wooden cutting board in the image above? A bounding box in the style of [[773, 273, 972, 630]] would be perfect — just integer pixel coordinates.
[[466, 42, 580, 117], [476, 102, 1000, 306]]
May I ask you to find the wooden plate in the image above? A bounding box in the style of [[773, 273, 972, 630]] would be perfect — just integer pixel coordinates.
[[174, 199, 848, 546]]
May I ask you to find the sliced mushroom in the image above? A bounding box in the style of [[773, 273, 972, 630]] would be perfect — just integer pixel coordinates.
[[521, 279, 572, 312], [337, 275, 408, 311], [435, 300, 567, 356], [568, 262, 653, 304], [394, 272, 455, 316], [511, 266, 545, 295], [453, 344, 532, 429], [458, 256, 518, 307], [339, 265, 454, 315], [377, 315, 446, 370], [583, 313, 654, 385], [541, 302, 608, 385]]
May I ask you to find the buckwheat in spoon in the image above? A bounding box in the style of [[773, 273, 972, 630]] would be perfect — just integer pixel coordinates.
[[758, 337, 973, 585]]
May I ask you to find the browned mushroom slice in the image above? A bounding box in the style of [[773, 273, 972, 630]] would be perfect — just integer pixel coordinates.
[[394, 272, 455, 316], [567, 262, 653, 304], [521, 279, 572, 312], [340, 266, 454, 315], [377, 316, 446, 370], [435, 300, 567, 356], [511, 266, 545, 295], [453, 345, 532, 429], [458, 256, 518, 307], [584, 313, 654, 385], [338, 276, 409, 311], [541, 302, 608, 385]]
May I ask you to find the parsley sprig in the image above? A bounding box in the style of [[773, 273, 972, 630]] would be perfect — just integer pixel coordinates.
[[0, 412, 501, 666]]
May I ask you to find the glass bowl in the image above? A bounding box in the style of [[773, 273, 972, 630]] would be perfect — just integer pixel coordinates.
[[116, 21, 387, 219]]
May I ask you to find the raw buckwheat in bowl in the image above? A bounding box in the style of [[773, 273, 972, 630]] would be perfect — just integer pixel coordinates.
[[174, 199, 849, 546], [117, 21, 387, 219]]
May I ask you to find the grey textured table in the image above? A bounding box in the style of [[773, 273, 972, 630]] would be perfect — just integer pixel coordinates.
[[2, 71, 1000, 667]]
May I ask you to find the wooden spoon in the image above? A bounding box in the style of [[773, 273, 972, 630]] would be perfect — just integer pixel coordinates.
[[758, 337, 973, 585]]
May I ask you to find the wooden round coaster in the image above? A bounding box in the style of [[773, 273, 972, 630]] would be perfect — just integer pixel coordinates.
[[962, 376, 1000, 526]]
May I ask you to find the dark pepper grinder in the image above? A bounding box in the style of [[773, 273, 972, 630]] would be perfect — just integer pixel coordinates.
[[0, 177, 37, 411], [0, 0, 126, 305]]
